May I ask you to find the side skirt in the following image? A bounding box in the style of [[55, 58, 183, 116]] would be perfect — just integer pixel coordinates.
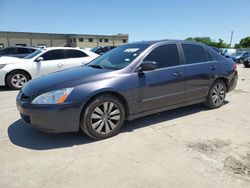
[[126, 98, 207, 121]]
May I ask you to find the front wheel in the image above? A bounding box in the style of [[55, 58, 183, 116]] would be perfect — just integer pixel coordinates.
[[6, 71, 31, 90], [205, 80, 226, 109], [80, 95, 125, 140]]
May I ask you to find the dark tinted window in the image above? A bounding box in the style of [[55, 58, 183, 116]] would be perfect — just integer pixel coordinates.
[[65, 50, 88, 58], [0, 47, 16, 55], [99, 39, 103, 42], [182, 44, 207, 64], [144, 44, 180, 68], [18, 48, 31, 54], [123, 39, 127, 43], [30, 49, 36, 53], [41, 50, 63, 60], [206, 49, 215, 61], [89, 38, 93, 42], [104, 39, 109, 43]]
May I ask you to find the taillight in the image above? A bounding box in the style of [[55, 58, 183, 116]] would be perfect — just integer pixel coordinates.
[[233, 64, 237, 71]]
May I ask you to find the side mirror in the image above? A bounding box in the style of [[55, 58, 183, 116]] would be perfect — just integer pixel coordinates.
[[137, 61, 157, 73], [35, 57, 43, 62]]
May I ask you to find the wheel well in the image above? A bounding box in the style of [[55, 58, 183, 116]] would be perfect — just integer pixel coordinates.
[[213, 77, 229, 91], [84, 91, 129, 117], [5, 70, 32, 84]]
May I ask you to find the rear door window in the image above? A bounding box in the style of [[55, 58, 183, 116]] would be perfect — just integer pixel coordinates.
[[182, 44, 208, 64], [144, 44, 180, 68], [65, 50, 88, 58]]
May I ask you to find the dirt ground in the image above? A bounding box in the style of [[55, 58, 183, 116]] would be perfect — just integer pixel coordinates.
[[0, 65, 250, 188]]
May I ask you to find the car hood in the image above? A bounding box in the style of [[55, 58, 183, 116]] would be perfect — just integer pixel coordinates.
[[0, 56, 27, 64], [22, 66, 112, 97]]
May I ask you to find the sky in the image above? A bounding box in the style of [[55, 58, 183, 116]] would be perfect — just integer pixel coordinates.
[[0, 0, 249, 45]]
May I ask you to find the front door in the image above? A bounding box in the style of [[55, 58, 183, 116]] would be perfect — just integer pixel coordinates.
[[132, 44, 185, 114], [35, 49, 65, 77]]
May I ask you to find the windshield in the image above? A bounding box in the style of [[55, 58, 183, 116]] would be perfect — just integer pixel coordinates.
[[87, 44, 150, 70], [24, 49, 43, 59]]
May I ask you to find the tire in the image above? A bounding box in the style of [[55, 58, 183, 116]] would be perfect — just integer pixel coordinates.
[[6, 70, 31, 90], [80, 95, 125, 140], [205, 80, 226, 109], [244, 61, 250, 68]]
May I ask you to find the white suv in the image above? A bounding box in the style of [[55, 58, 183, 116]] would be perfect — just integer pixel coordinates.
[[0, 47, 99, 89]]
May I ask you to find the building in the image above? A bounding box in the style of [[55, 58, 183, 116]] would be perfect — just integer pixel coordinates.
[[0, 31, 129, 49]]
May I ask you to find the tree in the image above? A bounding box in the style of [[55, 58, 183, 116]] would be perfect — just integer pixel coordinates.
[[236, 37, 250, 48], [185, 37, 229, 48]]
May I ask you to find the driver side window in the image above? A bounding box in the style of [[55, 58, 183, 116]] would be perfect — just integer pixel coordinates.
[[40, 50, 63, 61], [144, 44, 180, 68]]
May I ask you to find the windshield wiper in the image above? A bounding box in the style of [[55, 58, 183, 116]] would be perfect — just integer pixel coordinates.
[[87, 64, 104, 69]]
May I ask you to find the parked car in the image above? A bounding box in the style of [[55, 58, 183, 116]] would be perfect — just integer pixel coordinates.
[[0, 46, 38, 58], [0, 47, 99, 89], [91, 46, 116, 55], [243, 56, 250, 68], [231, 51, 250, 63], [221, 48, 236, 58], [16, 40, 238, 140]]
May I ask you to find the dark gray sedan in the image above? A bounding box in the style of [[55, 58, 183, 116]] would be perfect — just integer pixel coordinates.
[[16, 40, 238, 139]]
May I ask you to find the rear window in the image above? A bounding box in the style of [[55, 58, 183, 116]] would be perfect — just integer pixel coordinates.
[[182, 44, 207, 64]]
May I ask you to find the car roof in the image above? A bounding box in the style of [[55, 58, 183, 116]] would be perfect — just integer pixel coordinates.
[[130, 39, 206, 46], [5, 46, 38, 50], [44, 47, 86, 50]]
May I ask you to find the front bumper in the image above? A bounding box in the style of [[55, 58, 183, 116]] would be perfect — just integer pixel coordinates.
[[16, 97, 85, 133]]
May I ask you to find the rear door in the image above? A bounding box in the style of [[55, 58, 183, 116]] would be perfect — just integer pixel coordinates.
[[35, 49, 64, 76], [64, 49, 89, 69], [181, 44, 218, 102], [132, 44, 185, 113]]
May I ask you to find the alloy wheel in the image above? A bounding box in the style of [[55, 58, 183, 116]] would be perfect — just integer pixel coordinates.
[[212, 83, 225, 105], [11, 74, 27, 88], [91, 102, 121, 134]]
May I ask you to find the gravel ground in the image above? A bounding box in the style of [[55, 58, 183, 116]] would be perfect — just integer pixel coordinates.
[[0, 65, 250, 188]]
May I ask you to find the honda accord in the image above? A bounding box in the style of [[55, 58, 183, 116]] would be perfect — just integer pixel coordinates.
[[16, 40, 238, 140]]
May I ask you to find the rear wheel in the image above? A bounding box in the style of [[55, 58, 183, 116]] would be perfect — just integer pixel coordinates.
[[80, 95, 125, 140], [244, 61, 250, 68], [205, 80, 226, 109], [6, 71, 31, 90]]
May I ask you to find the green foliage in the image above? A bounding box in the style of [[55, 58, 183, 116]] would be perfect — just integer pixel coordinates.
[[185, 37, 229, 48], [235, 37, 250, 48]]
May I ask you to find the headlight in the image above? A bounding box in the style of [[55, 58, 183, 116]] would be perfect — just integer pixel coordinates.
[[0, 64, 6, 69], [31, 88, 74, 104]]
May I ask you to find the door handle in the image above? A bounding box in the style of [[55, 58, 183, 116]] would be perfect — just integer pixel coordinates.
[[57, 63, 64, 67], [173, 72, 183, 77], [209, 65, 216, 71]]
